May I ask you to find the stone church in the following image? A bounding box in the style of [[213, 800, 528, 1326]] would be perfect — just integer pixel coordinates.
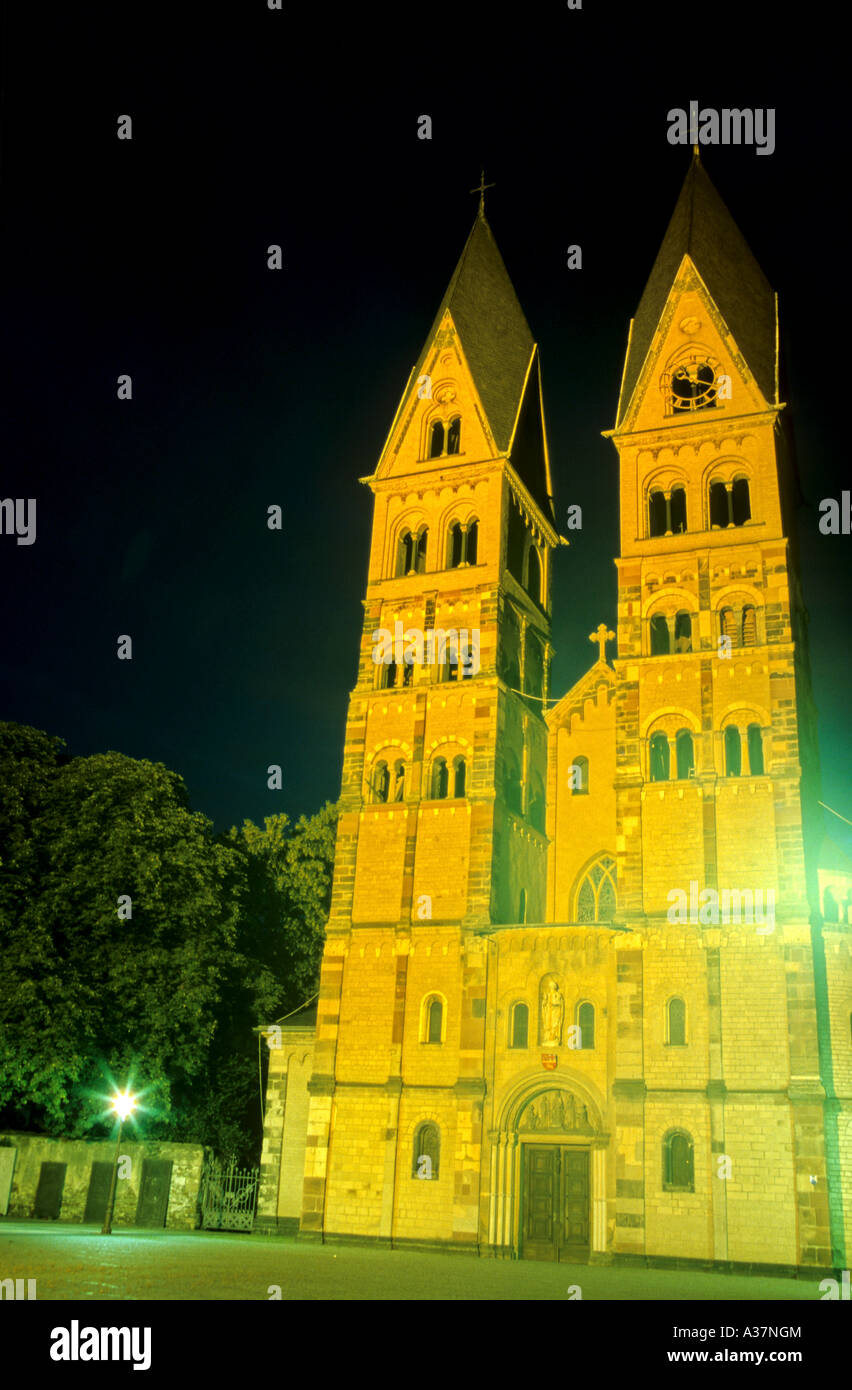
[[256, 153, 852, 1271]]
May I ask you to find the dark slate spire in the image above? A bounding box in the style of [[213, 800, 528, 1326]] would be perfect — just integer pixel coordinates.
[[617, 152, 776, 425], [413, 211, 536, 458]]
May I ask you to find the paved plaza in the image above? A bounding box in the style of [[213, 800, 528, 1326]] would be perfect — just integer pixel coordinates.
[[0, 1222, 827, 1301]]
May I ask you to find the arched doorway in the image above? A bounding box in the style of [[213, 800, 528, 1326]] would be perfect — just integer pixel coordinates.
[[489, 1076, 607, 1262]]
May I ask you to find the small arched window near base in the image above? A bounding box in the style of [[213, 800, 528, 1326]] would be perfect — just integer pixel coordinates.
[[412, 1122, 440, 1179], [663, 1130, 694, 1191], [509, 1001, 529, 1049], [666, 997, 686, 1046], [575, 854, 617, 923], [576, 1001, 595, 1050]]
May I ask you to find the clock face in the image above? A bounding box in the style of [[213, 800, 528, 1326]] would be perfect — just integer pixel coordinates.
[[671, 361, 717, 411]]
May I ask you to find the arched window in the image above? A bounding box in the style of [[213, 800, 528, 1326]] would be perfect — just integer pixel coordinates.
[[650, 614, 670, 655], [675, 729, 694, 780], [380, 659, 398, 690], [649, 731, 670, 782], [504, 750, 523, 815], [709, 480, 729, 528], [465, 519, 478, 564], [570, 755, 589, 795], [372, 760, 390, 804], [528, 775, 545, 833], [731, 477, 751, 525], [397, 530, 414, 576], [576, 1001, 595, 1050], [425, 997, 443, 1044], [448, 521, 463, 568], [674, 610, 692, 653], [575, 855, 617, 923], [452, 755, 466, 798], [670, 486, 687, 533], [720, 607, 737, 643], [446, 416, 461, 455], [666, 997, 686, 1046], [649, 490, 667, 537], [392, 760, 406, 802], [414, 527, 428, 573], [747, 724, 764, 775], [741, 604, 757, 646], [429, 421, 444, 458], [724, 726, 742, 777], [527, 546, 542, 604], [412, 1122, 440, 1179], [510, 1001, 529, 1049], [663, 1131, 694, 1191], [430, 756, 448, 800]]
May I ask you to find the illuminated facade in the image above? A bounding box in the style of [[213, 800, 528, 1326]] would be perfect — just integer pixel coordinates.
[[257, 157, 852, 1271]]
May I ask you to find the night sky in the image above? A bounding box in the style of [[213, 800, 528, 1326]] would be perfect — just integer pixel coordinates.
[[3, 6, 849, 856]]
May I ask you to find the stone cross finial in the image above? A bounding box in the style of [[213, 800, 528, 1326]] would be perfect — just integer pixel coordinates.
[[469, 168, 495, 215], [589, 623, 615, 664]]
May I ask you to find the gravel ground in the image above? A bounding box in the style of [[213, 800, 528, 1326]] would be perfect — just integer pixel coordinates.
[[0, 1222, 825, 1301]]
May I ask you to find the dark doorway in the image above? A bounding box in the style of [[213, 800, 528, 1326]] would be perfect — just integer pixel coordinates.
[[521, 1145, 590, 1261], [33, 1162, 66, 1219], [83, 1161, 114, 1224], [135, 1159, 172, 1228]]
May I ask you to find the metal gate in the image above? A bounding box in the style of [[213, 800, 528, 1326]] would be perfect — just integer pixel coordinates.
[[200, 1160, 259, 1232]]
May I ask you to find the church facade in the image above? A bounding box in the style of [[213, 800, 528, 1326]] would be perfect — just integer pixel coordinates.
[[256, 157, 852, 1272]]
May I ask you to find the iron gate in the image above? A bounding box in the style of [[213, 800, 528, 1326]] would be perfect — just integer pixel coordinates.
[[200, 1160, 259, 1232]]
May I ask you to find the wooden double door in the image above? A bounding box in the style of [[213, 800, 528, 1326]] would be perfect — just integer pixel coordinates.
[[522, 1144, 590, 1261]]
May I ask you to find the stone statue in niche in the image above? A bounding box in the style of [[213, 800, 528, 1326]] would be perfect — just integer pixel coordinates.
[[540, 978, 565, 1046]]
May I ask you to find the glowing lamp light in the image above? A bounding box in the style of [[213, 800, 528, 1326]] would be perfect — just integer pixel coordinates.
[[111, 1090, 137, 1122]]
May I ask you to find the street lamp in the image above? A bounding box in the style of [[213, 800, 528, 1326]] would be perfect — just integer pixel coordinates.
[[100, 1088, 137, 1235]]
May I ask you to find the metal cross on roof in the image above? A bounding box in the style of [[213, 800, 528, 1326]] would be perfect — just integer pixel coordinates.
[[470, 168, 495, 214], [589, 623, 615, 663]]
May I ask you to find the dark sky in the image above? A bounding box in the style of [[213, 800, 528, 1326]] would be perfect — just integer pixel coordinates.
[[2, 5, 849, 856]]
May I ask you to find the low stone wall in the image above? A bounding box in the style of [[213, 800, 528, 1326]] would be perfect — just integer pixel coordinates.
[[0, 1132, 209, 1230]]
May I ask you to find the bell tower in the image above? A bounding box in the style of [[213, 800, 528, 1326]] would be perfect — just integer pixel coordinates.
[[300, 200, 560, 1243]]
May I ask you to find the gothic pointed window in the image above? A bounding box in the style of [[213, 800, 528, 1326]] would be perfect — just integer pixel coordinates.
[[649, 490, 667, 538], [446, 416, 461, 455], [741, 604, 757, 646], [414, 527, 428, 573], [674, 610, 692, 653], [510, 1001, 529, 1049], [465, 519, 478, 565], [431, 756, 448, 800], [650, 614, 670, 655], [709, 480, 729, 528], [747, 723, 764, 775], [412, 1122, 440, 1179], [649, 731, 670, 782], [393, 760, 406, 802], [452, 755, 466, 798], [372, 760, 389, 804], [666, 997, 686, 1046], [663, 1131, 694, 1191], [675, 729, 694, 780], [724, 725, 742, 777], [575, 854, 617, 923], [571, 755, 589, 795], [449, 522, 464, 568], [670, 486, 687, 533], [429, 420, 444, 458], [731, 477, 751, 526], [576, 1001, 595, 1049]]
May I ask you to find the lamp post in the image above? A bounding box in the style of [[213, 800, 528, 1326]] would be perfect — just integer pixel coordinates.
[[101, 1088, 137, 1235]]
